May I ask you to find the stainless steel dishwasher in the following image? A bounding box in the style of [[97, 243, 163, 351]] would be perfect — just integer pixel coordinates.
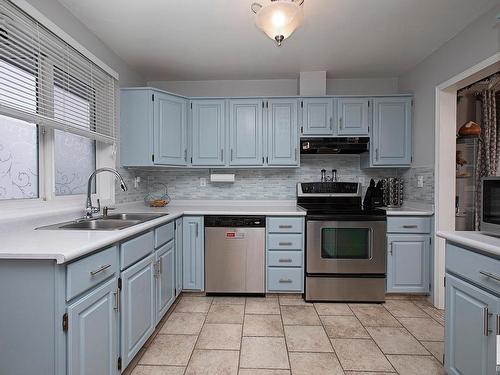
[[205, 216, 265, 294]]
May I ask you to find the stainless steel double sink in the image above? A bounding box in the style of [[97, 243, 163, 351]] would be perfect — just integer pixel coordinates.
[[37, 213, 169, 231]]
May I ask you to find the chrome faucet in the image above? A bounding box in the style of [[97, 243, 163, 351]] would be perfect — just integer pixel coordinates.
[[86, 168, 128, 219]]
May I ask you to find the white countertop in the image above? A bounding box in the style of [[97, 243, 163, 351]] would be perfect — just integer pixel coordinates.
[[0, 200, 305, 264], [437, 230, 500, 259]]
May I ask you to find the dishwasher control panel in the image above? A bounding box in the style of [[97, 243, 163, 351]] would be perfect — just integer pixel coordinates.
[[204, 216, 266, 227]]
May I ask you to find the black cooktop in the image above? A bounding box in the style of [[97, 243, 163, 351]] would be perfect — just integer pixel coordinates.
[[298, 203, 386, 221]]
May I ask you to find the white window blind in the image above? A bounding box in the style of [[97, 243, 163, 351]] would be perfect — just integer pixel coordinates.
[[0, 0, 117, 143]]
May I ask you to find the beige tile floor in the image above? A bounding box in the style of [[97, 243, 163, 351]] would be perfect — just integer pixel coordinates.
[[125, 294, 446, 375]]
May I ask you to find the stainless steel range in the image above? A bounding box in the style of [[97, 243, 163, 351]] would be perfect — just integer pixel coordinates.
[[297, 182, 387, 302]]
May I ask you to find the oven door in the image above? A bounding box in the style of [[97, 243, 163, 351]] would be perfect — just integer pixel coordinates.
[[306, 220, 386, 274]]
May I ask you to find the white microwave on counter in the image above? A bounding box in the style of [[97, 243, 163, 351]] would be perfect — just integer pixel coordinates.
[[481, 177, 500, 234]]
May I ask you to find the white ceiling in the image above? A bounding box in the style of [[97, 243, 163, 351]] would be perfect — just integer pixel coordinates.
[[57, 0, 497, 81]]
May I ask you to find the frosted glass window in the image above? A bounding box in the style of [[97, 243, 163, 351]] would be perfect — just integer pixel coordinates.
[[0, 115, 39, 200], [54, 87, 96, 196]]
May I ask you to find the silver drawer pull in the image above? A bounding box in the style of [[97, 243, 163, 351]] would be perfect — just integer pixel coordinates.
[[279, 242, 292, 246], [402, 225, 418, 228], [479, 271, 500, 282], [90, 264, 111, 276], [483, 307, 492, 336], [278, 259, 293, 263], [279, 225, 292, 229], [113, 288, 120, 312], [279, 278, 293, 283]]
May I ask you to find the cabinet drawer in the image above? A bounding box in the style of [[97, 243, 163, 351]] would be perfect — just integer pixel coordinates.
[[446, 243, 500, 295], [268, 217, 303, 234], [387, 217, 431, 233], [120, 231, 154, 270], [155, 221, 174, 248], [267, 267, 303, 292], [268, 251, 303, 267], [268, 234, 303, 250], [66, 246, 117, 300]]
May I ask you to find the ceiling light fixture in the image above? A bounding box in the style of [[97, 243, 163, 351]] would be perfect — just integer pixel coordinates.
[[251, 0, 304, 46]]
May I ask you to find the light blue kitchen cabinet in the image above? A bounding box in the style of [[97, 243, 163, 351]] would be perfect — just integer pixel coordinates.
[[191, 100, 226, 166], [368, 96, 412, 167], [121, 254, 155, 369], [445, 273, 498, 375], [386, 234, 430, 293], [153, 91, 188, 166], [120, 89, 154, 167], [175, 218, 183, 297], [155, 240, 175, 324], [229, 99, 264, 166], [300, 98, 334, 136], [183, 216, 204, 290], [337, 97, 370, 135], [267, 99, 299, 166], [67, 277, 119, 375]]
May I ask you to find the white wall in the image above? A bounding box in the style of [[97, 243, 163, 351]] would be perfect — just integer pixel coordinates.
[[398, 4, 500, 167], [25, 0, 145, 87], [147, 77, 399, 97]]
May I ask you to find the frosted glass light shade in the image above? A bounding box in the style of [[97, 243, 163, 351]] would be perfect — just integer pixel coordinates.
[[254, 1, 304, 46]]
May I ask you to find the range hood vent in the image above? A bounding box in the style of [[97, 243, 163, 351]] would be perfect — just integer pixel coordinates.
[[300, 137, 369, 155]]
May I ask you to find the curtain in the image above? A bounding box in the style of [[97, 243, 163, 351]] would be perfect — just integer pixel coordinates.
[[475, 89, 499, 230]]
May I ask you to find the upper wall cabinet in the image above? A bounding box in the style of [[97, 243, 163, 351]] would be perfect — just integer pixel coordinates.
[[301, 98, 334, 136], [367, 97, 412, 167], [337, 98, 370, 136], [229, 99, 264, 166], [120, 89, 188, 167], [267, 99, 299, 166], [190, 100, 225, 166], [154, 92, 188, 166]]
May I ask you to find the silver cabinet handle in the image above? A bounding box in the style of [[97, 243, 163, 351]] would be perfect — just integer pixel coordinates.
[[479, 271, 500, 282], [195, 222, 199, 237], [279, 242, 292, 246], [158, 259, 162, 275], [230, 149, 233, 161], [220, 149, 223, 161], [496, 314, 500, 335], [389, 242, 393, 256], [279, 278, 292, 283], [113, 288, 120, 312], [184, 149, 187, 162], [295, 147, 298, 161], [483, 307, 491, 336], [278, 259, 292, 263], [330, 117, 333, 130], [279, 225, 292, 229], [375, 148, 379, 160], [153, 261, 159, 278], [339, 117, 343, 129], [402, 225, 418, 229], [90, 264, 111, 276]]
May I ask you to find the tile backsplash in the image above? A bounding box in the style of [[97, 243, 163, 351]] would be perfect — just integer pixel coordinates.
[[402, 166, 434, 205], [116, 155, 404, 203]]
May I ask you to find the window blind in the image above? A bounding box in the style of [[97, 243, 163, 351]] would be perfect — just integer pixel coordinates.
[[0, 1, 117, 143]]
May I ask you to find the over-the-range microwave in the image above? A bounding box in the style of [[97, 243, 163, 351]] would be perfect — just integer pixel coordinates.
[[481, 176, 500, 235]]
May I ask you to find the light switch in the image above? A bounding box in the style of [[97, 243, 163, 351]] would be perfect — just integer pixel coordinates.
[[200, 177, 207, 187], [417, 175, 424, 188]]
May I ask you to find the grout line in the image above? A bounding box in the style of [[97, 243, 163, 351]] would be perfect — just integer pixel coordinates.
[[278, 294, 292, 372], [237, 297, 246, 372]]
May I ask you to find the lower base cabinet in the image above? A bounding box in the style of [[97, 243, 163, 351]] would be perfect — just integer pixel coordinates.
[[155, 240, 175, 323], [121, 254, 156, 369], [445, 273, 498, 375], [175, 218, 183, 297], [386, 234, 430, 293], [67, 277, 119, 375], [183, 216, 204, 291]]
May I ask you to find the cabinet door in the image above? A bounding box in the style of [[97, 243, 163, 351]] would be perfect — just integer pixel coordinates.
[[371, 97, 412, 166], [229, 99, 264, 166], [386, 234, 429, 293], [183, 216, 204, 290], [154, 92, 187, 165], [155, 240, 175, 323], [67, 277, 118, 375], [121, 254, 155, 368], [301, 98, 333, 136], [191, 100, 225, 166], [337, 97, 370, 135], [445, 273, 498, 375], [267, 99, 299, 166], [175, 218, 183, 297]]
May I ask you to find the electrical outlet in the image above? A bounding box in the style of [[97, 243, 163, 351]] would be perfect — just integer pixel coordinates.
[[200, 177, 207, 187], [417, 175, 424, 188], [134, 176, 141, 188], [357, 176, 365, 185]]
